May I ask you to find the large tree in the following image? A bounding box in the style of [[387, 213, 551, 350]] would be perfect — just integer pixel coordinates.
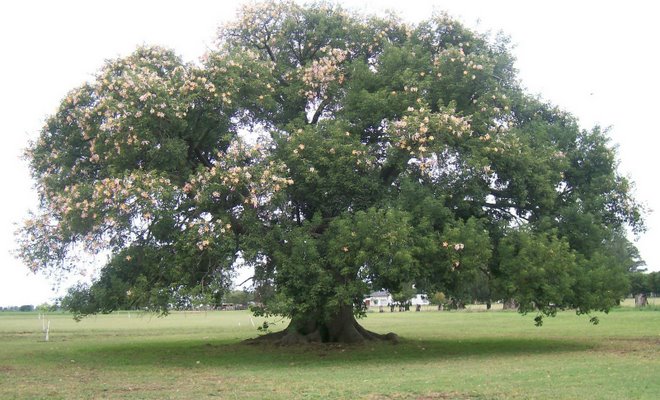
[[18, 2, 644, 343]]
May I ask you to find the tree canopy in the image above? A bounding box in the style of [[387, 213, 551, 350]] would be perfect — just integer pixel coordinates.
[[18, 1, 644, 343]]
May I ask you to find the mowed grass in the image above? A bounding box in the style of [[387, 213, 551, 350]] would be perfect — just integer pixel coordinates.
[[0, 306, 658, 399]]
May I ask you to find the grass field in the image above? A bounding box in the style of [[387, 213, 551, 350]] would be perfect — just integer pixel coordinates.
[[0, 305, 658, 399]]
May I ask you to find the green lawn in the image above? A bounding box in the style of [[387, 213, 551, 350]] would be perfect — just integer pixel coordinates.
[[0, 307, 658, 399]]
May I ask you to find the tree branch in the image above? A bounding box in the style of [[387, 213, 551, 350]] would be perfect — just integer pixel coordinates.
[[237, 275, 254, 288], [194, 148, 213, 169], [310, 97, 331, 124], [263, 42, 277, 64], [480, 202, 530, 222]]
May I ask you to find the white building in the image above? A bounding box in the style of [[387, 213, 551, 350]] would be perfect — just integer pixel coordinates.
[[364, 290, 392, 308], [410, 294, 430, 306], [363, 291, 429, 308]]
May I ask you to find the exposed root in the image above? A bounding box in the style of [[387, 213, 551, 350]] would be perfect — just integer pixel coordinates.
[[243, 329, 287, 345], [244, 319, 399, 346], [244, 305, 399, 346], [353, 321, 399, 344]]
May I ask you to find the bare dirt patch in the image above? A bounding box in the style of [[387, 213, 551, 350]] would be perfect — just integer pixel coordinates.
[[367, 392, 478, 400], [597, 337, 660, 359], [0, 365, 16, 373]]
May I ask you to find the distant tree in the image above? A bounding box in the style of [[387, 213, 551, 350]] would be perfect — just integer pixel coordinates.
[[629, 273, 650, 296], [391, 284, 417, 311], [429, 292, 446, 309], [36, 303, 58, 313], [18, 2, 644, 343], [19, 305, 34, 312], [223, 289, 255, 306], [465, 271, 493, 308], [629, 271, 659, 307], [648, 272, 660, 296]]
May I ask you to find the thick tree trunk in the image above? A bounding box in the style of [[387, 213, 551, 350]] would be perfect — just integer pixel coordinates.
[[502, 299, 519, 310], [449, 298, 465, 310], [634, 293, 648, 307], [246, 305, 398, 345]]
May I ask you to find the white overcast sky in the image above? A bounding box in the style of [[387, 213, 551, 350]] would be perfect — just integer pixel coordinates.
[[1, 0, 658, 306]]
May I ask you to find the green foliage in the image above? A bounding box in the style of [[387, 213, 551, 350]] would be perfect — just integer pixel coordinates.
[[497, 228, 577, 316], [19, 1, 644, 329], [223, 289, 255, 305], [391, 283, 417, 304], [429, 292, 446, 305], [36, 303, 57, 313], [651, 272, 660, 294], [629, 271, 660, 296]]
